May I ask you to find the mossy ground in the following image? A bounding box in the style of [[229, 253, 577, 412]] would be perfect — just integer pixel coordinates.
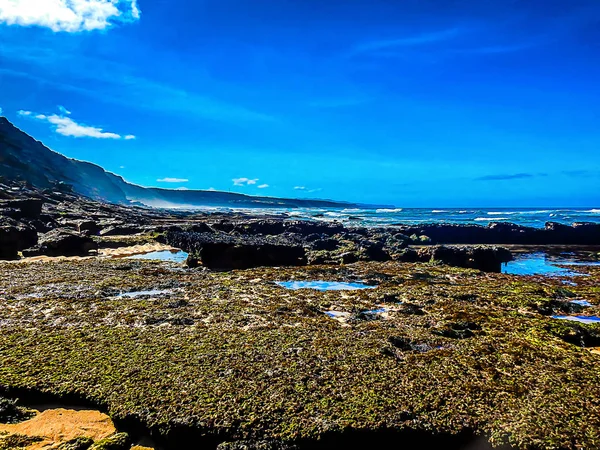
[[1, 257, 600, 448]]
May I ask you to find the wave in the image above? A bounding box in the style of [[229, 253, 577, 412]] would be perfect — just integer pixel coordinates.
[[487, 211, 516, 215], [586, 209, 600, 214], [431, 210, 448, 213], [475, 217, 510, 221], [376, 208, 403, 213]]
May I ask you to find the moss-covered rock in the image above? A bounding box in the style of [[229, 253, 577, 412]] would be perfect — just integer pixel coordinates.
[[59, 436, 95, 450], [88, 433, 131, 450], [0, 433, 43, 450]]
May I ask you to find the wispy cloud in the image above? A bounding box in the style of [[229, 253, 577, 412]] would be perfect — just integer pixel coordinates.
[[0, 0, 141, 32], [0, 106, 3, 115], [452, 40, 548, 56], [0, 46, 276, 125], [18, 109, 135, 139], [157, 177, 189, 183], [350, 28, 464, 56], [476, 172, 547, 181], [561, 169, 599, 178], [294, 186, 322, 193], [57, 105, 71, 115], [257, 184, 269, 189], [233, 178, 259, 186]]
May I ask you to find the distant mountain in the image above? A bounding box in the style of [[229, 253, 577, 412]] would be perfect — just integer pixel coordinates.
[[0, 117, 385, 209]]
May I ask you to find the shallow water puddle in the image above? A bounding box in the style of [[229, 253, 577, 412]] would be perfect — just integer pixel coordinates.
[[116, 289, 173, 298], [276, 281, 376, 291], [552, 315, 600, 324], [570, 299, 592, 307], [502, 253, 597, 277], [127, 250, 189, 263]]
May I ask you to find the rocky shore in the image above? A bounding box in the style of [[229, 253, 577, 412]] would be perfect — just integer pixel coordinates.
[[2, 180, 600, 449]]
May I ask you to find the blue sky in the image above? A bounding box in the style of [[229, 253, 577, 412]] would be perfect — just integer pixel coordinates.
[[0, 0, 599, 207]]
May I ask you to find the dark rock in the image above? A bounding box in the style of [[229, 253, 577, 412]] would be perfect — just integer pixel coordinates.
[[166, 231, 306, 270], [310, 238, 340, 251], [339, 251, 359, 264], [388, 336, 432, 353], [0, 198, 43, 219], [417, 245, 512, 273], [394, 248, 419, 262], [433, 322, 480, 339], [185, 254, 200, 268], [537, 299, 586, 316], [397, 303, 425, 315], [23, 228, 97, 257], [199, 242, 306, 270], [77, 220, 101, 236], [381, 294, 400, 303], [0, 395, 35, 424], [167, 299, 189, 308], [394, 221, 600, 245], [358, 240, 390, 262], [0, 217, 38, 260], [550, 322, 600, 348]]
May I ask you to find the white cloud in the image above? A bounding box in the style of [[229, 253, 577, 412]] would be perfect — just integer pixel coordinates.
[[174, 187, 189, 191], [233, 177, 259, 186], [124, 134, 136, 140], [130, 0, 139, 19], [0, 0, 141, 32], [157, 177, 189, 183], [119, 165, 125, 169], [19, 108, 135, 139], [0, 107, 3, 115], [257, 184, 269, 189], [294, 186, 321, 193], [207, 187, 217, 191], [57, 105, 71, 115]]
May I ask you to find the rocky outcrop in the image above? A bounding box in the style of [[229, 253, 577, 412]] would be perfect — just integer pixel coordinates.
[[0, 198, 43, 220], [394, 221, 600, 245], [166, 231, 306, 270], [23, 228, 97, 257], [0, 217, 37, 260], [416, 245, 512, 273]]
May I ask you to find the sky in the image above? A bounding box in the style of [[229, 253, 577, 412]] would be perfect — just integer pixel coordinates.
[[0, 0, 599, 207]]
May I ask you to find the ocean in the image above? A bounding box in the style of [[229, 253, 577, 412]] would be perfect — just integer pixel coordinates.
[[278, 207, 600, 228]]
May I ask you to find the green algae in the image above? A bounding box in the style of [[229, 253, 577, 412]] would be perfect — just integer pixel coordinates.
[[0, 433, 43, 450], [88, 433, 131, 450], [59, 437, 94, 450], [1, 259, 600, 449]]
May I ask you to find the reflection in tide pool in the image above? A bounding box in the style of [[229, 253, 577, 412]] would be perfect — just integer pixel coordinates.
[[552, 315, 600, 324], [116, 289, 173, 298], [127, 250, 189, 263], [276, 281, 375, 291], [502, 253, 597, 277]]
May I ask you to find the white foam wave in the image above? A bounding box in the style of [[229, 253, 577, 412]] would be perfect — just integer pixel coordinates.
[[376, 208, 403, 213], [431, 210, 448, 213], [586, 209, 600, 214], [487, 211, 516, 215], [475, 217, 510, 221]]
